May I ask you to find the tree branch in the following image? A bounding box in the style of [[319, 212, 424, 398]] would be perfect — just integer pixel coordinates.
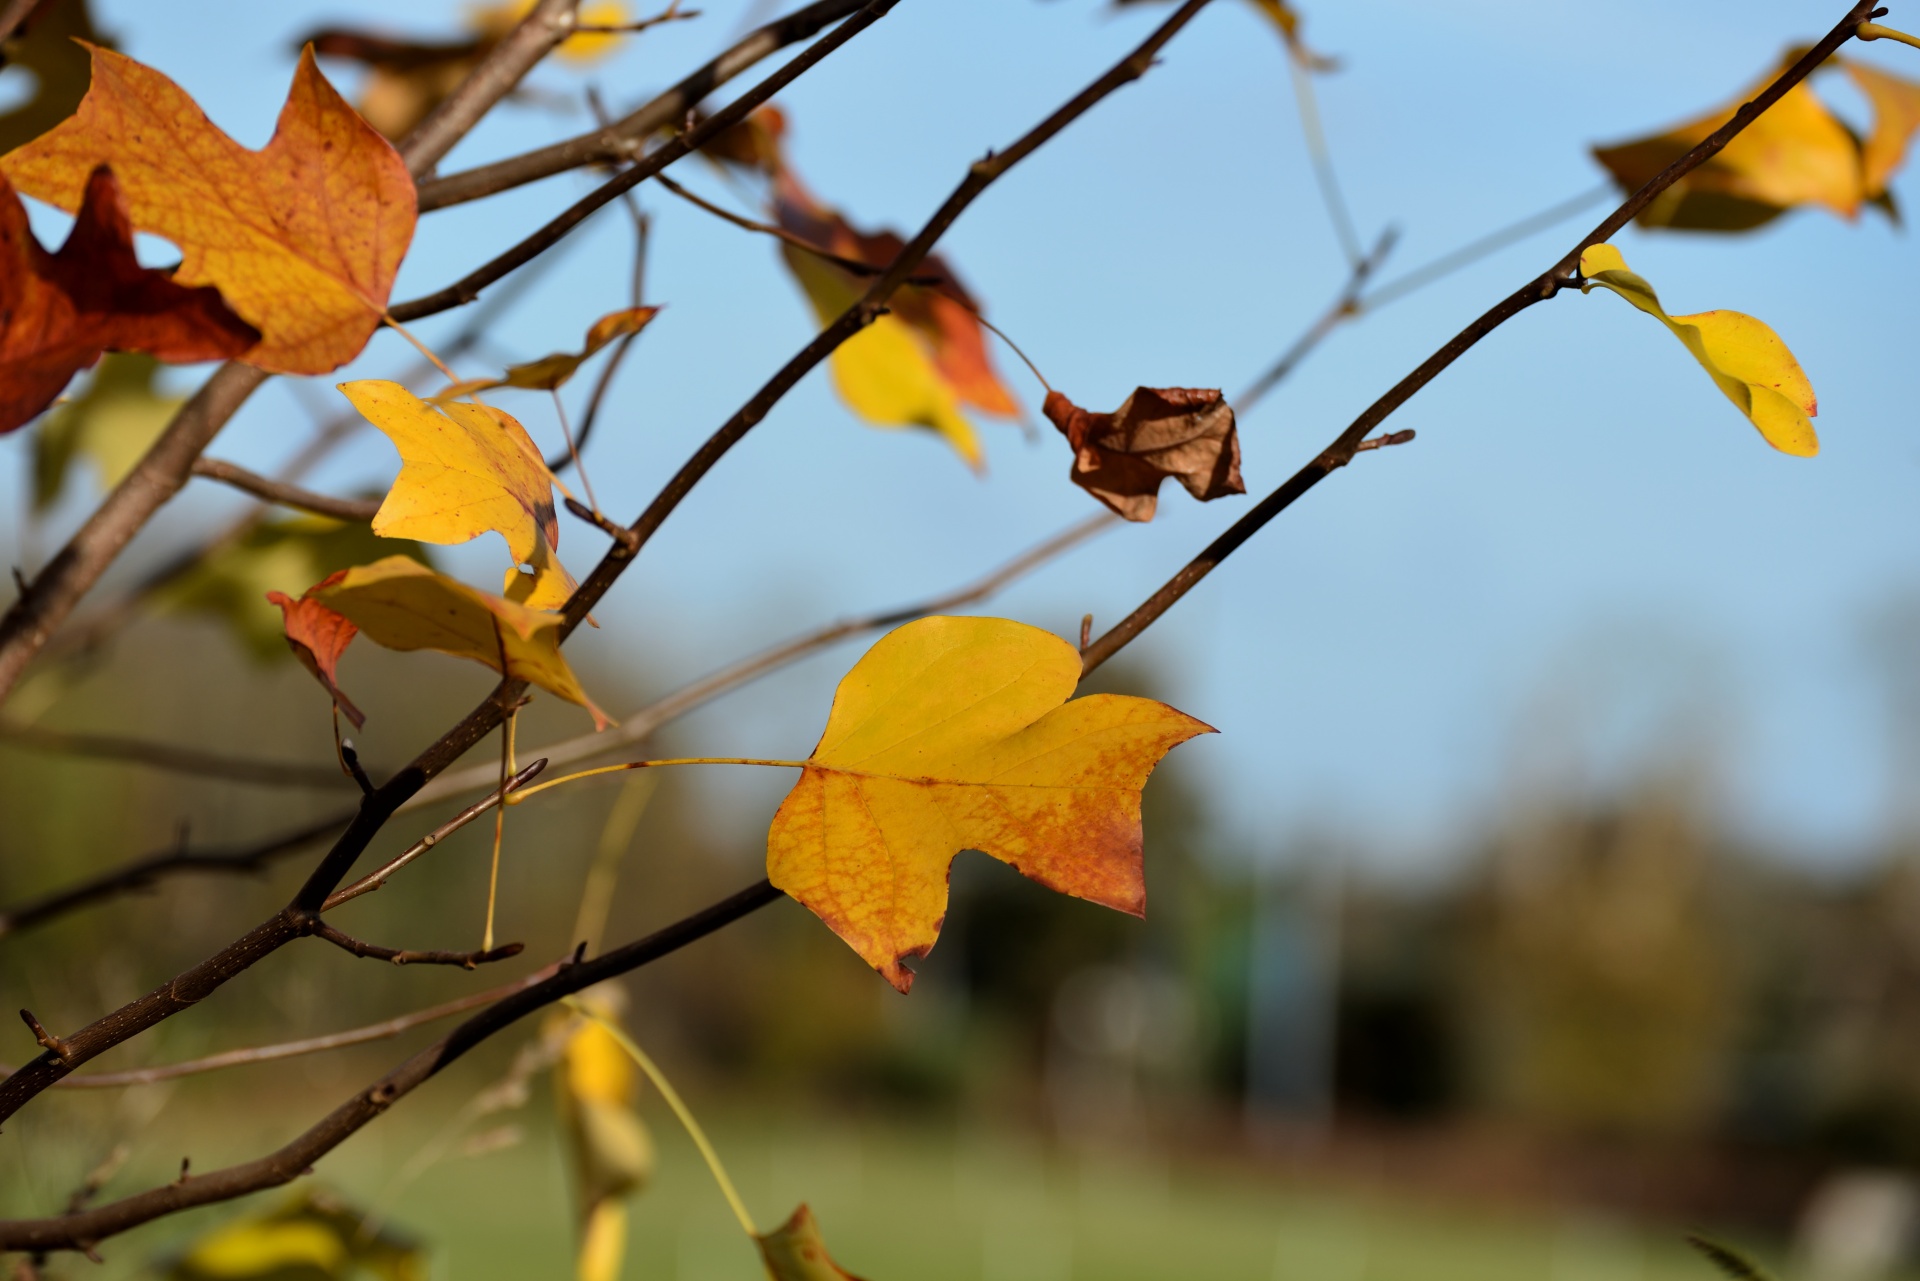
[[0, 720, 359, 789], [416, 0, 870, 211], [1079, 0, 1883, 677], [0, 879, 782, 1253], [1236, 225, 1397, 413], [189, 459, 380, 524], [309, 921, 523, 969]]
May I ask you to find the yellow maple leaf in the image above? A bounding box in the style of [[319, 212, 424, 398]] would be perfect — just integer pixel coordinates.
[[781, 242, 983, 472], [1845, 58, 1920, 198], [1578, 243, 1818, 457], [341, 380, 562, 569], [766, 615, 1211, 992], [2, 45, 415, 374], [311, 556, 606, 727], [434, 306, 660, 401]]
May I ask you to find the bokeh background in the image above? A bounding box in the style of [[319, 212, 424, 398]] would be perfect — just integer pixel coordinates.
[[3, 0, 1920, 1278]]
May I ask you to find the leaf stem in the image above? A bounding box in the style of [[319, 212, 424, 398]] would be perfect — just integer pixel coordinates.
[[1857, 21, 1920, 49], [508, 757, 807, 805], [482, 709, 518, 953], [561, 1000, 760, 1240]]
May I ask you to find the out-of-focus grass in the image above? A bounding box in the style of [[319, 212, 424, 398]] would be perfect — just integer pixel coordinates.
[[0, 1084, 1779, 1281]]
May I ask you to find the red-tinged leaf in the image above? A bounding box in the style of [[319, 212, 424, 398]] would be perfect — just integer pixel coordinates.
[[756, 1204, 870, 1281], [0, 165, 258, 433], [1043, 387, 1245, 522], [267, 575, 365, 727]]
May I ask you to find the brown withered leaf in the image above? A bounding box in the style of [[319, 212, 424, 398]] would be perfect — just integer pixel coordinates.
[[267, 574, 365, 727], [0, 165, 258, 433], [1043, 387, 1244, 522]]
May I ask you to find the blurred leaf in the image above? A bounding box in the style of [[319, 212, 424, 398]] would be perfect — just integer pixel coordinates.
[[1591, 53, 1862, 231], [1686, 1235, 1781, 1281], [34, 353, 179, 510], [0, 0, 112, 154], [310, 555, 607, 728], [548, 985, 653, 1281], [1577, 242, 1818, 456], [163, 517, 422, 660], [342, 379, 564, 573], [1, 167, 258, 433], [2, 45, 415, 374], [166, 1188, 425, 1281], [756, 1204, 869, 1281], [767, 615, 1211, 992], [434, 305, 659, 399], [267, 575, 365, 726], [1042, 386, 1244, 522], [1844, 58, 1920, 197]]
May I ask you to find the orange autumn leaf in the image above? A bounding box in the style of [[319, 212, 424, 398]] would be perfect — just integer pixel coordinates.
[[1, 165, 257, 433], [433, 306, 660, 400], [1043, 387, 1245, 522], [1591, 55, 1862, 232], [2, 44, 415, 373], [266, 572, 364, 728], [757, 1205, 869, 1281], [767, 616, 1211, 992], [310, 556, 606, 728]]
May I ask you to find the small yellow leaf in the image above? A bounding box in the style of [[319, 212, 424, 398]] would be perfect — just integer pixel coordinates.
[[756, 1205, 869, 1281], [311, 555, 606, 727], [434, 305, 659, 400], [503, 534, 577, 612], [767, 616, 1211, 992], [1577, 243, 1818, 457], [167, 1190, 425, 1281], [341, 379, 560, 566], [578, 1202, 629, 1281], [781, 242, 982, 472], [1845, 59, 1920, 198]]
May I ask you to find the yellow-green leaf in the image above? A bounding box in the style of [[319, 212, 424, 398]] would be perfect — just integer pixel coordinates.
[[1577, 243, 1818, 457], [310, 555, 606, 727], [166, 1189, 425, 1281], [33, 353, 179, 510], [757, 1205, 869, 1281], [767, 615, 1211, 992], [434, 305, 659, 400], [782, 242, 983, 473]]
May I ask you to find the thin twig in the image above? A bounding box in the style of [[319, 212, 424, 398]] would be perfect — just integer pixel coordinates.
[[1287, 50, 1363, 266], [1236, 224, 1396, 413], [0, 720, 358, 789], [1078, 2, 1883, 677], [188, 459, 380, 523], [1357, 182, 1615, 313], [310, 921, 523, 970], [0, 0, 40, 47]]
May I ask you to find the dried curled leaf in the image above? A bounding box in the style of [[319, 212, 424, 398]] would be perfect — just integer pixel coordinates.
[[1578, 243, 1817, 456], [310, 555, 606, 727], [0, 166, 257, 433], [767, 616, 1211, 992], [3, 44, 415, 373], [1043, 387, 1244, 522], [433, 306, 660, 399], [757, 1205, 870, 1281], [267, 574, 364, 728]]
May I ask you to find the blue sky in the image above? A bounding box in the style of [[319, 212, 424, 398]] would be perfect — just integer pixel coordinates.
[[6, 0, 1918, 872]]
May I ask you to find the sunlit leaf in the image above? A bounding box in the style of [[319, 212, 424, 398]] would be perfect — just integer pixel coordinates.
[[165, 1189, 425, 1281], [310, 555, 607, 728], [1578, 243, 1818, 456], [33, 353, 181, 510], [2, 44, 415, 373], [767, 615, 1211, 992], [547, 985, 653, 1281], [1844, 58, 1920, 198], [433, 306, 659, 400], [267, 574, 365, 727], [757, 1205, 870, 1281], [469, 0, 632, 63], [1043, 386, 1244, 522], [0, 167, 257, 433]]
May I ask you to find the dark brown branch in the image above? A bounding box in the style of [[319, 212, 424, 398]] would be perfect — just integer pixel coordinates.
[[0, 813, 345, 942], [417, 0, 868, 210], [389, 1, 897, 322], [189, 458, 380, 523], [310, 921, 523, 969], [0, 0, 1210, 1130], [18, 1010, 74, 1063], [1079, 0, 1883, 678], [0, 879, 781, 1253], [4, 966, 562, 1089], [0, 720, 359, 789]]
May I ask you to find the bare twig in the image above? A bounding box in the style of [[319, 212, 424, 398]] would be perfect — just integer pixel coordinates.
[[417, 0, 870, 210], [1237, 225, 1396, 413], [0, 720, 358, 789], [1357, 182, 1614, 313], [310, 921, 523, 969], [18, 1010, 74, 1063], [1078, 2, 1883, 677], [189, 458, 380, 524]]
